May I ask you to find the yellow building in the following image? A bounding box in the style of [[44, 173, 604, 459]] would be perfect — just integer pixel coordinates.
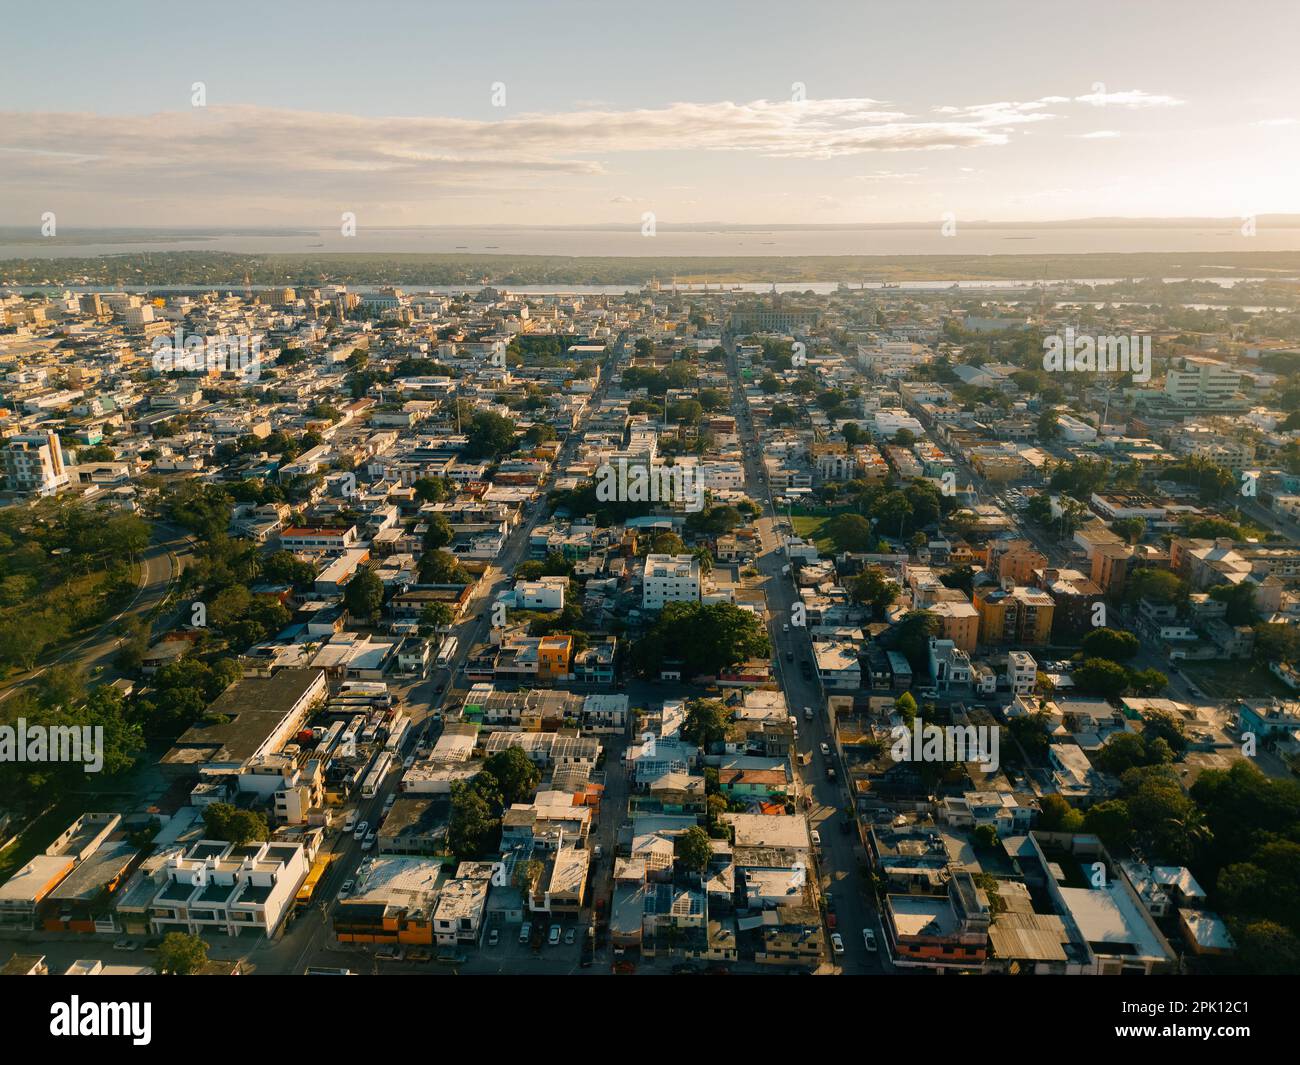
[[974, 585, 1054, 646]]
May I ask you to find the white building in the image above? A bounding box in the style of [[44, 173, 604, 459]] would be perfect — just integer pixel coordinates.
[[642, 554, 701, 610], [514, 576, 567, 611], [3, 430, 69, 495], [1007, 651, 1037, 695], [148, 838, 310, 938]]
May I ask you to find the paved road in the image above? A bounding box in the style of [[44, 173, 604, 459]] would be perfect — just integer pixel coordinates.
[[249, 350, 624, 973], [726, 339, 887, 974], [0, 521, 195, 703]]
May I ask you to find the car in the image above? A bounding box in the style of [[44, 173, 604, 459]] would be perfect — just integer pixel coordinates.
[[487, 928, 500, 946], [362, 831, 376, 851], [810, 829, 822, 847], [565, 927, 576, 945], [593, 844, 603, 860], [338, 879, 355, 899], [403, 755, 415, 769], [820, 742, 831, 757], [384, 793, 397, 811], [785, 650, 794, 662], [826, 767, 836, 780], [376, 946, 405, 962], [549, 925, 561, 946], [343, 812, 357, 832], [113, 937, 138, 952], [804, 706, 813, 720], [782, 622, 790, 633], [519, 922, 532, 944], [406, 948, 431, 963], [830, 933, 845, 955], [353, 821, 368, 840], [862, 928, 878, 952]]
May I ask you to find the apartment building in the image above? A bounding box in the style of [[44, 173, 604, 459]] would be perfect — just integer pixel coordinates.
[[642, 553, 701, 610]]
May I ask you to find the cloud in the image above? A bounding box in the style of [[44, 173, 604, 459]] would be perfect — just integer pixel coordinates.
[[1252, 117, 1298, 127], [1077, 130, 1121, 139], [1074, 89, 1184, 108]]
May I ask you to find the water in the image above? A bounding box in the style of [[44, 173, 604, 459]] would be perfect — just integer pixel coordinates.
[[4, 222, 1300, 260]]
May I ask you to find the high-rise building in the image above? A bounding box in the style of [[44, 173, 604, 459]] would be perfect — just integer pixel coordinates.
[[3, 430, 69, 496]]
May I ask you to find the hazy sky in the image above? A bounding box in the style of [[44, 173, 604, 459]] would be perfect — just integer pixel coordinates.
[[1, 0, 1296, 228]]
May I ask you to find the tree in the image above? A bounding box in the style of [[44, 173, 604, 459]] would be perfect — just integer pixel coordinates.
[[849, 569, 900, 617], [483, 746, 542, 806], [344, 568, 384, 624], [1073, 657, 1130, 699], [973, 824, 999, 848], [202, 803, 270, 845], [826, 513, 875, 552], [419, 602, 454, 633], [677, 825, 713, 874], [419, 549, 469, 584], [1083, 799, 1133, 850], [1237, 921, 1300, 975], [1209, 582, 1258, 625], [1081, 627, 1140, 662], [1110, 516, 1146, 544], [650, 532, 686, 556], [156, 932, 209, 975], [525, 423, 557, 446], [893, 611, 941, 671], [464, 411, 518, 460], [893, 692, 918, 724], [630, 602, 769, 680], [681, 698, 732, 750], [1125, 568, 1185, 606], [424, 513, 453, 551], [449, 778, 500, 858], [1038, 794, 1084, 833]]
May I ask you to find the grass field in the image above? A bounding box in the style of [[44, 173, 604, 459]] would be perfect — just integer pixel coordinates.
[[792, 515, 836, 555], [1180, 661, 1292, 701]]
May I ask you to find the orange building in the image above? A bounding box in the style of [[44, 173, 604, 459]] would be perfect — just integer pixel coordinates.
[[974, 585, 1055, 646], [537, 635, 574, 680]]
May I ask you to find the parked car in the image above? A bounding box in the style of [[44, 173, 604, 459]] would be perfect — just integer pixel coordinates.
[[343, 812, 357, 833], [830, 933, 845, 955], [384, 793, 397, 811], [862, 928, 878, 952], [362, 831, 376, 851], [376, 946, 404, 962], [353, 821, 368, 840], [565, 927, 576, 945], [487, 928, 499, 946], [403, 755, 415, 769], [810, 829, 822, 847], [549, 924, 561, 946], [406, 948, 431, 963], [519, 922, 531, 944], [338, 880, 354, 899]]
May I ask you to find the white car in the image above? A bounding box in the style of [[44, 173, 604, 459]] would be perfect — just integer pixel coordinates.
[[862, 928, 878, 952], [403, 755, 415, 769], [820, 742, 831, 757], [362, 831, 376, 851], [803, 706, 813, 720], [343, 812, 357, 833], [830, 932, 845, 955], [353, 821, 368, 840], [810, 830, 822, 847]]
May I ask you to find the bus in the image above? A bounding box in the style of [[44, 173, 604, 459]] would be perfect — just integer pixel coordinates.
[[294, 852, 339, 915], [436, 636, 459, 667], [361, 751, 393, 799], [384, 714, 411, 752]]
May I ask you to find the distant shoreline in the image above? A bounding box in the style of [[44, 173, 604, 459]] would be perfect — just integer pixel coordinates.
[[4, 248, 1300, 289]]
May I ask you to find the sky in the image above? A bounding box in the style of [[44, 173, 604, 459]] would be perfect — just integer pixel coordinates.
[[1, 0, 1297, 229]]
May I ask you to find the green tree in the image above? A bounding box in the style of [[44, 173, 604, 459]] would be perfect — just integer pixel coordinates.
[[677, 825, 713, 874], [202, 803, 270, 845], [681, 698, 732, 749], [483, 746, 542, 806], [344, 568, 385, 623], [1081, 627, 1140, 661], [156, 932, 209, 975]]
